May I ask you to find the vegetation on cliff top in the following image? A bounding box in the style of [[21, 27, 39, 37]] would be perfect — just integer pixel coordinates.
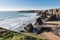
[[0, 27, 47, 40]]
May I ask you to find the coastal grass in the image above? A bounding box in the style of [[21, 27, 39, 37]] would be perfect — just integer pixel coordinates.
[[0, 27, 47, 40]]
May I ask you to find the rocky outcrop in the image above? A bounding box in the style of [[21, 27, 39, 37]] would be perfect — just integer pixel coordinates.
[[52, 25, 60, 37], [24, 23, 38, 33], [37, 10, 48, 19], [36, 17, 43, 25], [24, 23, 33, 32], [37, 27, 52, 34], [47, 14, 59, 21], [24, 16, 60, 37], [37, 8, 60, 21], [38, 8, 60, 15]]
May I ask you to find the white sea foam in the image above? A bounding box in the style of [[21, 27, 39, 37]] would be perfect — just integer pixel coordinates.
[[0, 13, 37, 32]]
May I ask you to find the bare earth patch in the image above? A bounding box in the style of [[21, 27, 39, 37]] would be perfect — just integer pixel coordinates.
[[40, 32, 60, 40]]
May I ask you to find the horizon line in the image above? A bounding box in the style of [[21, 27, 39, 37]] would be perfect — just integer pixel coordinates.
[[0, 8, 60, 11]]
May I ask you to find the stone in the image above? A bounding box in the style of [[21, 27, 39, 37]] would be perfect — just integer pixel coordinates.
[[24, 23, 33, 32], [37, 27, 52, 34], [36, 17, 43, 25], [20, 30, 25, 32], [52, 25, 60, 37], [47, 15, 59, 21]]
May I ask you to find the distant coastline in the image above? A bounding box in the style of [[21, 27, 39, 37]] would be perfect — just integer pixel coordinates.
[[18, 10, 39, 13]]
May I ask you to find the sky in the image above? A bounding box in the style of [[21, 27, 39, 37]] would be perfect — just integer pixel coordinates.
[[0, 0, 60, 11]]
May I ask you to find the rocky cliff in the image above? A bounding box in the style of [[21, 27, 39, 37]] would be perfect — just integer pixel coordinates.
[[38, 8, 60, 15], [37, 8, 60, 21]]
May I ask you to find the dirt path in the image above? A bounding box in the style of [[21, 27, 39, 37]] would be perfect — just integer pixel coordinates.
[[44, 21, 60, 25], [40, 32, 60, 40]]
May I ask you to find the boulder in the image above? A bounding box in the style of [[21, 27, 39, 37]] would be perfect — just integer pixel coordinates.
[[24, 23, 33, 32], [37, 27, 52, 34], [37, 10, 48, 19], [47, 15, 59, 21], [36, 17, 43, 25], [20, 30, 25, 32]]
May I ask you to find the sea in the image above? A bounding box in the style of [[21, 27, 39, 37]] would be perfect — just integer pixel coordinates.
[[0, 11, 38, 32]]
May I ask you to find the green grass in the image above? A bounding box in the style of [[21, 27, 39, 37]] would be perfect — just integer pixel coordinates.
[[0, 27, 47, 40]]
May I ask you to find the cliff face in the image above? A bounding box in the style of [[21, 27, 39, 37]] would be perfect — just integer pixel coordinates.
[[38, 8, 60, 16], [37, 8, 60, 21], [36, 9, 60, 37]]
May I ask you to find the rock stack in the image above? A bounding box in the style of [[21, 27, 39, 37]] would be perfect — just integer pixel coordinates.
[[24, 23, 33, 32]]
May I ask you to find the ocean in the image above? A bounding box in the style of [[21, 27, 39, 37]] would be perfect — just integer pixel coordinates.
[[0, 11, 37, 32]]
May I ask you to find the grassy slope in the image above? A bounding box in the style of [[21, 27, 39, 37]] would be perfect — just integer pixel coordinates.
[[0, 27, 47, 40]]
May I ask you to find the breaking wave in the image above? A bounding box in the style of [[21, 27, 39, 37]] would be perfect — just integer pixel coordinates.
[[0, 12, 37, 32]]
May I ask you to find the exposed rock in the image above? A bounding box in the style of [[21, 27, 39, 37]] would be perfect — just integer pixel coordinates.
[[47, 15, 59, 21], [37, 8, 60, 20], [48, 9, 53, 15], [37, 27, 52, 34], [24, 23, 38, 33], [52, 25, 60, 37], [20, 30, 25, 32], [36, 17, 43, 25], [24, 23, 33, 32], [37, 10, 48, 19]]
